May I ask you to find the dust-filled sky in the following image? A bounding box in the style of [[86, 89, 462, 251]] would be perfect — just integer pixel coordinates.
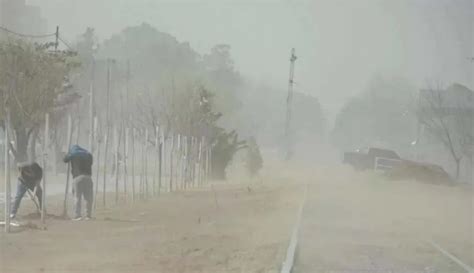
[[28, 0, 473, 117]]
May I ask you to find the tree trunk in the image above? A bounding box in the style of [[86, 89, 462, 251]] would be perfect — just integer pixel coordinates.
[[15, 128, 28, 163], [455, 157, 461, 181], [28, 128, 38, 162]]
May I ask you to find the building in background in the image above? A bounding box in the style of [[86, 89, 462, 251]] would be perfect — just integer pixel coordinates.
[[0, 0, 47, 34]]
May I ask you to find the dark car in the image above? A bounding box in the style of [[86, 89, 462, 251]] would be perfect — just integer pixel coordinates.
[[343, 147, 401, 171]]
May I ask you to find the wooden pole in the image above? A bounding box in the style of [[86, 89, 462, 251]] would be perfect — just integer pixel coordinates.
[[123, 128, 129, 202], [88, 83, 94, 151], [209, 145, 213, 181], [62, 115, 73, 217], [131, 128, 136, 203], [139, 130, 144, 199], [52, 133, 57, 175], [191, 137, 196, 187], [192, 137, 195, 188], [176, 134, 181, 190], [182, 135, 186, 190], [181, 135, 186, 190], [114, 127, 120, 204], [204, 138, 209, 184], [94, 118, 101, 210], [75, 113, 82, 145], [169, 133, 174, 192], [153, 127, 159, 196], [159, 130, 164, 195], [139, 130, 143, 199], [194, 137, 198, 187], [41, 113, 49, 225], [173, 135, 177, 191], [4, 108, 11, 232], [285, 48, 297, 160], [102, 130, 109, 208], [183, 136, 189, 189], [198, 137, 203, 187], [162, 132, 167, 192], [194, 137, 200, 187], [144, 129, 149, 199], [103, 58, 112, 208], [205, 139, 210, 184]]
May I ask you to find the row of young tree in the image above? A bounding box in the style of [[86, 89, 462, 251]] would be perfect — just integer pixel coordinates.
[[332, 76, 473, 181], [0, 23, 264, 180]]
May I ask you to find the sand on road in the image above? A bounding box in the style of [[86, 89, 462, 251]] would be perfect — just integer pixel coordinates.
[[0, 175, 304, 273], [294, 166, 474, 273]]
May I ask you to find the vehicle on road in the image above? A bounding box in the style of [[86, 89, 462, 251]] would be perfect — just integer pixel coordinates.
[[343, 147, 402, 171], [343, 147, 452, 184]]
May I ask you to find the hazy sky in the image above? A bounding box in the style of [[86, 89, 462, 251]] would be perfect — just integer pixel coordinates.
[[29, 0, 473, 117]]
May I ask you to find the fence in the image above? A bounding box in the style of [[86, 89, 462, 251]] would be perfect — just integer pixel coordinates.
[[2, 113, 212, 233]]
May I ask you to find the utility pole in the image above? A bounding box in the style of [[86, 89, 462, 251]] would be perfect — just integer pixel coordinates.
[[102, 58, 113, 208], [126, 60, 130, 121], [88, 84, 94, 151], [106, 59, 111, 129], [54, 26, 59, 52], [89, 59, 95, 151], [42, 113, 49, 226], [285, 48, 297, 160], [4, 108, 11, 232]]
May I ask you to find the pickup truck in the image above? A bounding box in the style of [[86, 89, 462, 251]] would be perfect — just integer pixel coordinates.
[[343, 147, 402, 171], [343, 147, 452, 184]]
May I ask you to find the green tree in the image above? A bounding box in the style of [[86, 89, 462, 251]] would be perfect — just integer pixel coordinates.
[[76, 27, 98, 68], [0, 38, 79, 162], [211, 129, 247, 180], [203, 44, 242, 115]]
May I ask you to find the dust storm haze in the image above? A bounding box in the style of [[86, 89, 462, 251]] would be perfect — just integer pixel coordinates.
[[0, 0, 473, 273], [29, 0, 473, 114]]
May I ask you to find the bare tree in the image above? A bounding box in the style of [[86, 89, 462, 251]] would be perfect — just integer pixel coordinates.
[[418, 83, 474, 180], [134, 80, 245, 180]]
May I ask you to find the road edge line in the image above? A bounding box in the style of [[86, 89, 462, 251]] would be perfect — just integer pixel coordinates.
[[427, 240, 474, 273], [280, 183, 308, 273]]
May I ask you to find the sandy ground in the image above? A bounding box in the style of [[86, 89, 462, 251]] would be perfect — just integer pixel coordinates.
[[0, 160, 473, 273], [294, 165, 474, 273], [0, 175, 303, 273]]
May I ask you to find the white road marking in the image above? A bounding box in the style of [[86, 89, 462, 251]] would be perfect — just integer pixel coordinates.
[[428, 240, 474, 273], [281, 183, 308, 273]]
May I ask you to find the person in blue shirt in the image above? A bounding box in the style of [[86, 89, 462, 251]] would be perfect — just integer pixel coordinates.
[[63, 145, 93, 220]]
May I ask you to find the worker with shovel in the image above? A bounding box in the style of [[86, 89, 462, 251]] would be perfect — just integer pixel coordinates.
[[63, 145, 93, 221], [10, 162, 43, 219]]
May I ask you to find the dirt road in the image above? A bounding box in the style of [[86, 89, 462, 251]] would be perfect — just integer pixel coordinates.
[[294, 167, 474, 273], [1, 163, 472, 273], [0, 178, 303, 273]]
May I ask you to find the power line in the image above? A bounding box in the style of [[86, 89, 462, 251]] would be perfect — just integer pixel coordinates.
[[58, 35, 74, 51], [0, 26, 56, 39]]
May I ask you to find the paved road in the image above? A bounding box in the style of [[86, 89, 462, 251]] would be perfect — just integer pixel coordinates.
[[293, 169, 473, 273]]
